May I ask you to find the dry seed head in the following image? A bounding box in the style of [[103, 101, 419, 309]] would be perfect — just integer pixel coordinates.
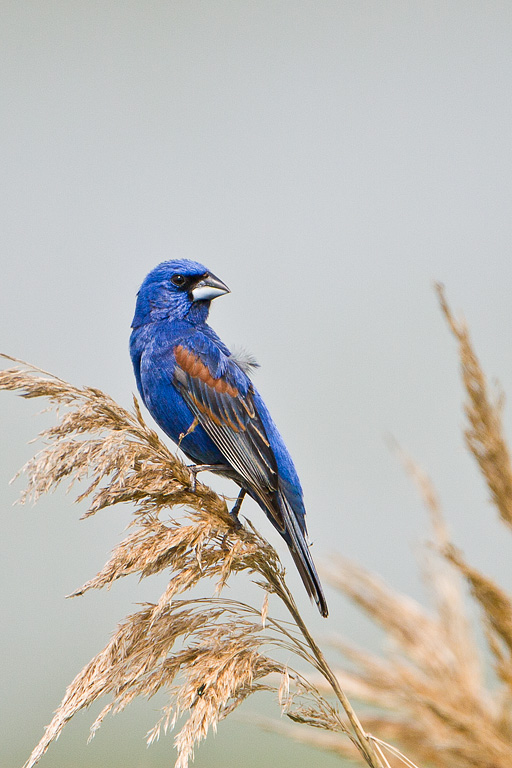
[[436, 284, 512, 529], [3, 357, 380, 768]]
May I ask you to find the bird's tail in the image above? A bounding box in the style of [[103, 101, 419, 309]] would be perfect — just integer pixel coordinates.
[[278, 491, 329, 618]]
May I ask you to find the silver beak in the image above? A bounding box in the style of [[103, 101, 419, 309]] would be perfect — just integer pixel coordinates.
[[191, 272, 230, 302]]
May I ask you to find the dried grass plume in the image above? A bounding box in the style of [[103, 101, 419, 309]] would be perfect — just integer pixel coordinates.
[[0, 354, 387, 768], [265, 286, 512, 768]]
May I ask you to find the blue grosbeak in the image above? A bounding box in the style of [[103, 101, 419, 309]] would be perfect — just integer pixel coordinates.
[[130, 260, 328, 617]]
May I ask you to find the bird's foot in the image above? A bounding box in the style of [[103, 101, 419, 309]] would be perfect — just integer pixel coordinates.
[[188, 463, 231, 493]]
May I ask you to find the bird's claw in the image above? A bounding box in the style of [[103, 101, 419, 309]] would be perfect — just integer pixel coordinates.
[[188, 463, 231, 493]]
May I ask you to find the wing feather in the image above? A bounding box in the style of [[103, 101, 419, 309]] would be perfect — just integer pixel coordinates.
[[173, 342, 328, 615], [173, 344, 281, 523]]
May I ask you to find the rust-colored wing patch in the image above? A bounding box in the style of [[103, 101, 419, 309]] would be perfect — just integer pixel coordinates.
[[175, 344, 239, 397], [172, 341, 281, 522]]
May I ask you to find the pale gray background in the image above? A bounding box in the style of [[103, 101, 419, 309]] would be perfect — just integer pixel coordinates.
[[2, 2, 512, 767]]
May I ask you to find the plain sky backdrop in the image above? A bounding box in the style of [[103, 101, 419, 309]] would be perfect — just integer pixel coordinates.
[[2, 3, 512, 767]]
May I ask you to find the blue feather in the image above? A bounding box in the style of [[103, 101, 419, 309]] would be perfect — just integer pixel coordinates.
[[130, 259, 328, 617]]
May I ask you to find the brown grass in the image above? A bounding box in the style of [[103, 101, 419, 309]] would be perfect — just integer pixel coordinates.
[[436, 284, 512, 530], [0, 355, 387, 768], [265, 285, 512, 768]]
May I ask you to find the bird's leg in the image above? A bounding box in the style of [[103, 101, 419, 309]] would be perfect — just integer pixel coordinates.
[[219, 489, 246, 546], [189, 463, 231, 492], [229, 488, 246, 522]]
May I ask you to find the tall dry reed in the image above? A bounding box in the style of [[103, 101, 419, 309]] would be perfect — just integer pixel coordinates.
[[258, 285, 512, 768], [0, 354, 391, 768]]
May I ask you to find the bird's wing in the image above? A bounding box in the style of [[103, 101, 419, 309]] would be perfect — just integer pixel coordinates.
[[173, 342, 283, 529]]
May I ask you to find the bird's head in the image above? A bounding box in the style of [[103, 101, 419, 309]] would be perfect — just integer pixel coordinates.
[[131, 259, 230, 327]]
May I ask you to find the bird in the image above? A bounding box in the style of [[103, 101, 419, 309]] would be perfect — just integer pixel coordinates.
[[130, 259, 328, 617]]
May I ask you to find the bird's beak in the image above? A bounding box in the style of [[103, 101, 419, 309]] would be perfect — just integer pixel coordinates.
[[191, 272, 230, 302]]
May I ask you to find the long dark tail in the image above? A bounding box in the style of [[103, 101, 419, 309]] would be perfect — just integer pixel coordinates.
[[278, 491, 329, 618]]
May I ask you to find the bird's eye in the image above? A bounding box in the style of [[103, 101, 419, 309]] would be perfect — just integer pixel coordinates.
[[171, 275, 186, 287]]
